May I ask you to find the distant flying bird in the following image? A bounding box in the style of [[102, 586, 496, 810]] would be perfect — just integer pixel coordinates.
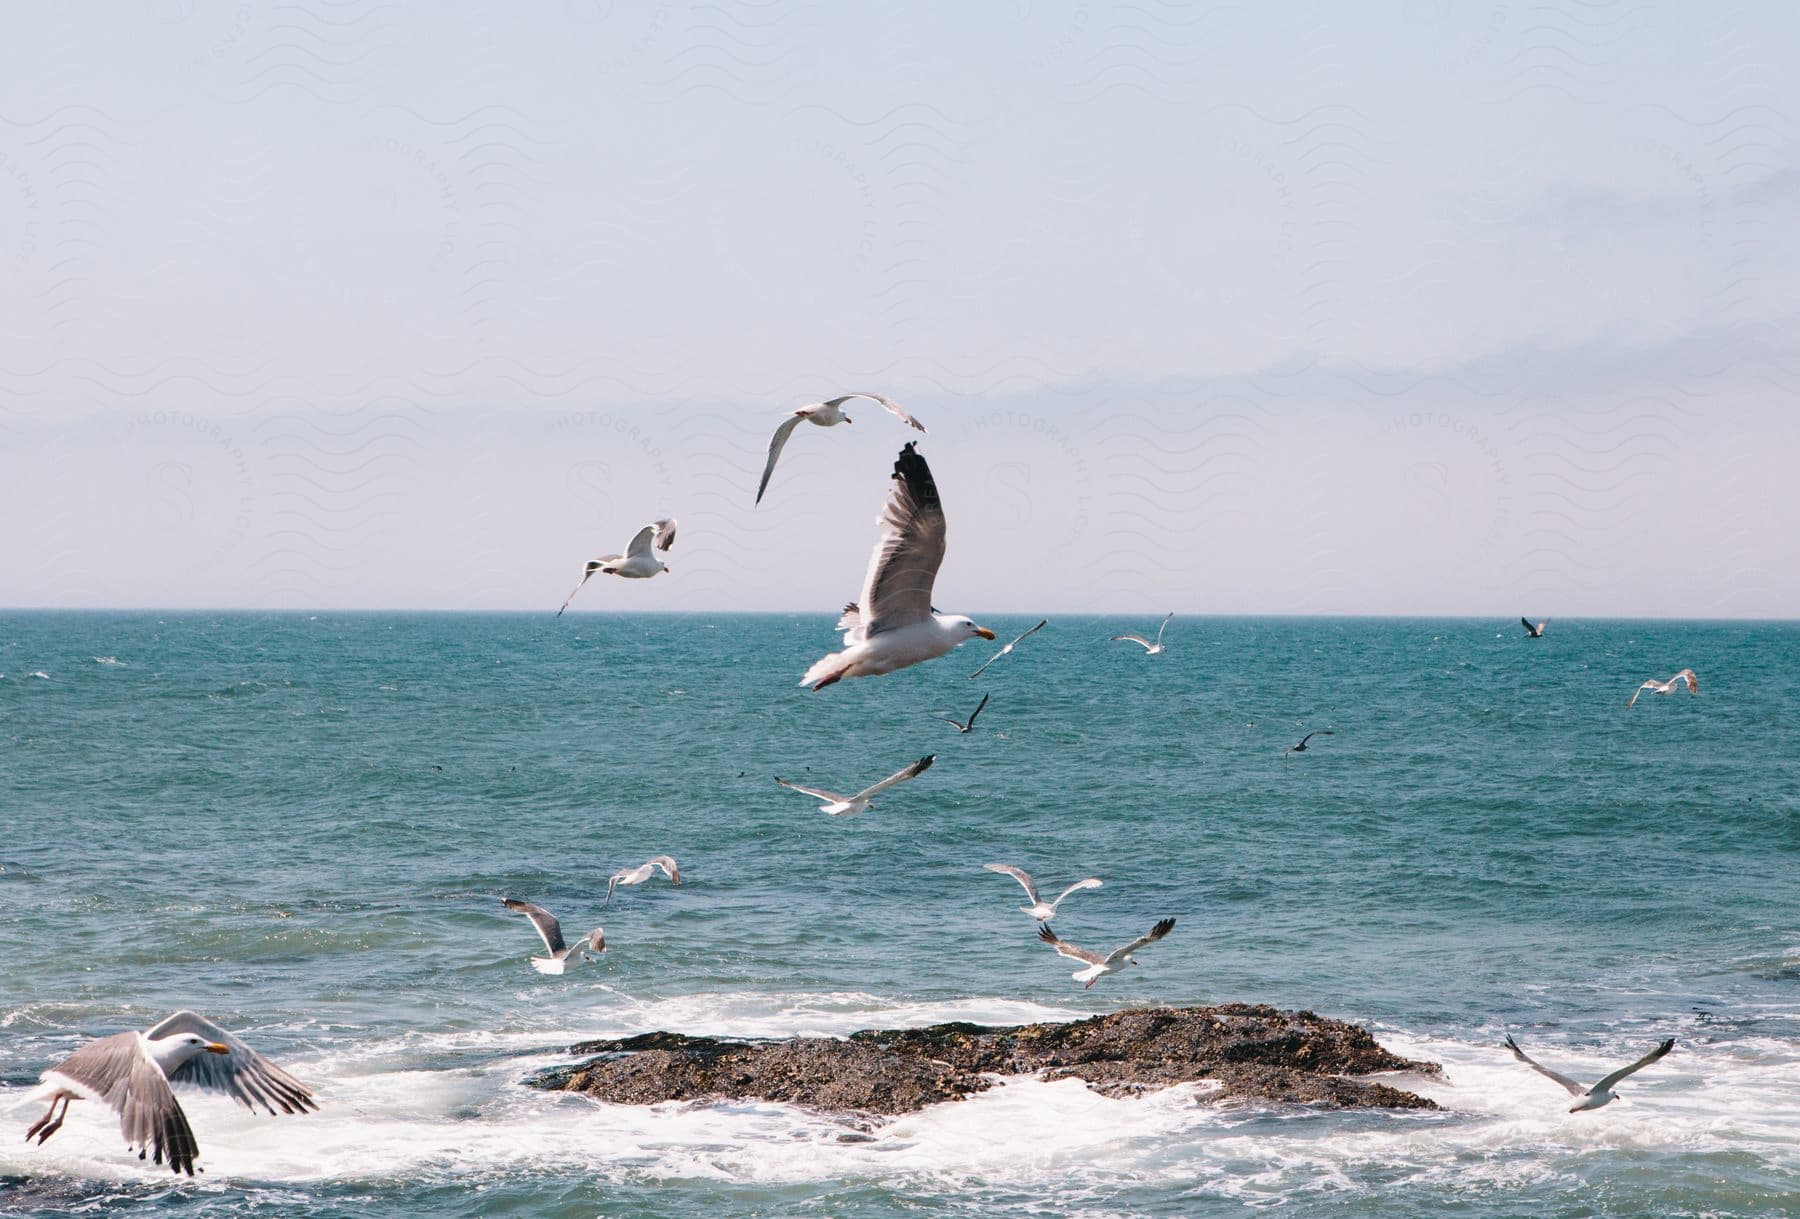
[[937, 693, 990, 734], [1285, 730, 1334, 758], [755, 391, 927, 505], [968, 619, 1048, 679], [983, 864, 1102, 922], [1111, 613, 1173, 655], [556, 518, 677, 616], [1037, 918, 1176, 988], [1504, 1034, 1675, 1112], [23, 1011, 317, 1176], [774, 754, 936, 816], [800, 444, 994, 690], [502, 898, 605, 974], [1521, 617, 1548, 638], [606, 855, 682, 906], [1626, 668, 1699, 710]]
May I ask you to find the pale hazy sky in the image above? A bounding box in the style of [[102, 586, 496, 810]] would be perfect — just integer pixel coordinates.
[[3, 3, 1797, 616]]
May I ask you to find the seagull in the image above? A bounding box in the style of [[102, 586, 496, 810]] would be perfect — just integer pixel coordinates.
[[1626, 668, 1699, 710], [1503, 1034, 1675, 1112], [605, 855, 682, 906], [556, 518, 677, 617], [1521, 617, 1549, 638], [1037, 918, 1176, 988], [1111, 613, 1173, 655], [502, 898, 605, 974], [774, 754, 935, 816], [22, 1011, 316, 1176], [937, 693, 989, 734], [983, 864, 1102, 922], [968, 619, 1048, 680], [1285, 730, 1334, 758], [756, 391, 927, 505], [799, 444, 994, 690]]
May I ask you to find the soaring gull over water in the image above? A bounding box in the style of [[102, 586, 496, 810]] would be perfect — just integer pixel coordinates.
[[1037, 918, 1176, 988], [1521, 617, 1549, 638], [968, 619, 1048, 680], [799, 444, 993, 690], [556, 518, 677, 617], [503, 898, 606, 974], [1626, 668, 1699, 709], [1504, 1034, 1675, 1112], [937, 693, 989, 734], [606, 856, 682, 906], [1111, 613, 1173, 655], [23, 1011, 317, 1176], [755, 392, 926, 505], [983, 864, 1102, 922], [1285, 730, 1334, 758], [774, 754, 935, 816]]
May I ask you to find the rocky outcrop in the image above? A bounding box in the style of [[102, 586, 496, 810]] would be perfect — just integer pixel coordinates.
[[531, 1004, 1440, 1116]]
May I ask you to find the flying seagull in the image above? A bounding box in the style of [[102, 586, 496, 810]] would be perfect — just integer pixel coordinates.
[[502, 898, 605, 974], [969, 619, 1048, 680], [755, 391, 927, 505], [1626, 668, 1699, 710], [1037, 918, 1176, 988], [605, 855, 681, 906], [983, 864, 1102, 922], [937, 693, 989, 734], [1111, 613, 1173, 655], [556, 518, 677, 617], [1285, 730, 1334, 758], [799, 444, 994, 690], [1504, 1033, 1675, 1112], [774, 754, 935, 816], [23, 1010, 317, 1176], [1521, 617, 1549, 638]]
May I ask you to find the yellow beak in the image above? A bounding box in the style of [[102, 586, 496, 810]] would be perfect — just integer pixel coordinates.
[[206, 1042, 231, 1054], [975, 628, 996, 639]]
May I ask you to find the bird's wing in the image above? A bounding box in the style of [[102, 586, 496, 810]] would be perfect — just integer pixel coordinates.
[[503, 898, 567, 955], [984, 863, 1040, 905], [835, 391, 926, 433], [851, 754, 936, 801], [857, 443, 946, 637], [1677, 669, 1699, 693], [624, 525, 657, 561], [1591, 1038, 1675, 1093], [836, 602, 864, 640], [151, 1011, 318, 1115], [967, 650, 1002, 680], [1626, 683, 1649, 709], [965, 693, 989, 727], [774, 777, 849, 803], [1155, 612, 1173, 644], [1111, 634, 1153, 650], [556, 570, 595, 617], [1050, 877, 1103, 908], [583, 927, 606, 953], [1013, 619, 1048, 647], [1521, 617, 1536, 633], [1037, 924, 1106, 965], [47, 1032, 201, 1175], [1503, 1034, 1587, 1096], [652, 518, 678, 551], [756, 414, 806, 504], [1298, 733, 1316, 747], [650, 855, 681, 882], [1106, 917, 1176, 964]]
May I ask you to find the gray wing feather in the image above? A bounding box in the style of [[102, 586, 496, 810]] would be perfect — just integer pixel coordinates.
[[624, 525, 657, 560], [504, 898, 567, 955], [1591, 1039, 1675, 1093], [1052, 877, 1103, 906], [775, 777, 849, 803], [53, 1032, 201, 1174], [756, 414, 805, 504], [858, 444, 945, 637], [1504, 1034, 1587, 1096], [984, 863, 1040, 904], [1037, 924, 1106, 965], [834, 391, 926, 433], [852, 754, 935, 801], [652, 518, 678, 551], [149, 1011, 318, 1116], [1106, 917, 1176, 964]]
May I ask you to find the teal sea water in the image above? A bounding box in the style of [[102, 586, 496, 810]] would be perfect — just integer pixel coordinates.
[[1, 611, 1796, 1217]]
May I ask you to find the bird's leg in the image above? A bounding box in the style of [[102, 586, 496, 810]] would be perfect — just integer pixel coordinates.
[[27, 1094, 71, 1143]]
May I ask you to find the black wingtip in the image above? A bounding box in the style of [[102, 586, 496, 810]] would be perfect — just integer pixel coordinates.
[[1037, 924, 1058, 943]]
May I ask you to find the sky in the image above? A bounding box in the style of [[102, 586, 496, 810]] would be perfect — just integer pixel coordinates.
[[2, 2, 1797, 617]]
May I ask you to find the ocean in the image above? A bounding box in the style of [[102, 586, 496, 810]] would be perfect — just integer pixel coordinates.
[[1, 611, 1795, 1217]]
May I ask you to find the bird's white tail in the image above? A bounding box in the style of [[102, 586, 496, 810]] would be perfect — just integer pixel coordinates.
[[530, 957, 568, 975], [800, 651, 852, 690]]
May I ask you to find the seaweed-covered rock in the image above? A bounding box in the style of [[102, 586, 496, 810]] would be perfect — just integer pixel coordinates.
[[531, 1004, 1439, 1116]]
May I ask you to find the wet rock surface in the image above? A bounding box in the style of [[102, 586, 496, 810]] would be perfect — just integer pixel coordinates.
[[531, 1004, 1441, 1116]]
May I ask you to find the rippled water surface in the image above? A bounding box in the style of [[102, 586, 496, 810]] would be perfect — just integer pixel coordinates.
[[1, 612, 1796, 1217]]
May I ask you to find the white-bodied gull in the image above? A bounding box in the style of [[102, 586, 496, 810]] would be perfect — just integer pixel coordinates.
[[1626, 668, 1699, 709], [799, 444, 994, 690], [756, 392, 926, 505], [23, 1010, 317, 1176], [1037, 918, 1176, 988], [774, 754, 935, 816], [983, 864, 1102, 922], [606, 855, 682, 906], [1504, 1033, 1675, 1112], [556, 518, 677, 617], [968, 619, 1048, 679], [503, 898, 605, 974], [936, 693, 989, 734], [1111, 613, 1173, 655]]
